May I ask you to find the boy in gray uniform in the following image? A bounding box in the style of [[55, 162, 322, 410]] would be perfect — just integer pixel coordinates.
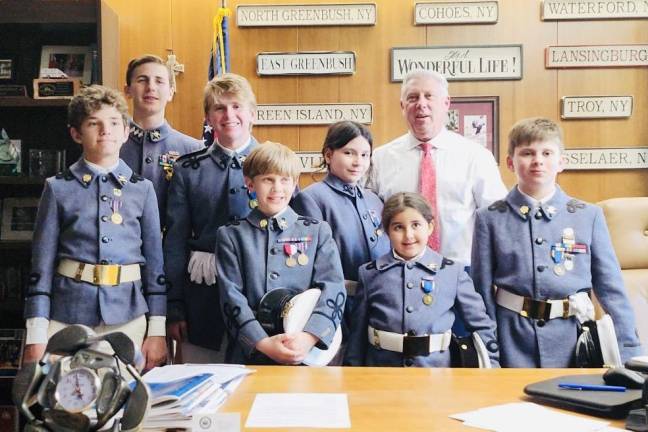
[[23, 86, 167, 370], [471, 117, 642, 367], [120, 55, 202, 227], [217, 142, 345, 364], [164, 74, 259, 362]]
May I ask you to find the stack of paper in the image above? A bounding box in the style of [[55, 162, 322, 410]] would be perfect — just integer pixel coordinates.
[[450, 402, 615, 432], [141, 364, 254, 430]]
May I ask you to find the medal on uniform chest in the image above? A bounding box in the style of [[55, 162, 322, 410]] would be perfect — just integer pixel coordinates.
[[549, 227, 588, 276], [553, 263, 565, 276], [368, 210, 383, 237], [248, 191, 258, 209], [421, 278, 435, 306], [160, 151, 180, 181], [284, 243, 297, 267], [111, 198, 123, 225], [113, 188, 122, 197], [297, 240, 309, 266]]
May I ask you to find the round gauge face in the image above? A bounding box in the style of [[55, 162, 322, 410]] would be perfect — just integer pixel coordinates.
[[54, 367, 101, 413]]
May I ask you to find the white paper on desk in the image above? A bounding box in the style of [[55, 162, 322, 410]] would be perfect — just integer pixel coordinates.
[[451, 402, 609, 432], [245, 393, 351, 428], [143, 363, 254, 386]]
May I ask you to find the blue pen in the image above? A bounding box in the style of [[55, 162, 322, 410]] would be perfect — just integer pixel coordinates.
[[558, 383, 626, 392]]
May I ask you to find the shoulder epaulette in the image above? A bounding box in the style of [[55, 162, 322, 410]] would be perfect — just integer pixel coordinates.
[[297, 216, 319, 224], [366, 261, 377, 270], [566, 199, 586, 213], [488, 200, 507, 213], [130, 173, 145, 183], [179, 148, 210, 169], [224, 220, 240, 227], [55, 170, 74, 181], [440, 258, 454, 269]]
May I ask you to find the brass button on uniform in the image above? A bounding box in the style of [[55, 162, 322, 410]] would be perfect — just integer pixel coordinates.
[[535, 237, 544, 245], [101, 195, 108, 202], [269, 272, 279, 280], [101, 215, 108, 222], [537, 265, 546, 272], [406, 282, 414, 289], [101, 236, 109, 243], [406, 306, 414, 313], [145, 156, 153, 163]]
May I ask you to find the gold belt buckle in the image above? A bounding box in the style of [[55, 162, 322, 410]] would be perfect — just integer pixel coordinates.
[[521, 297, 549, 320], [93, 264, 121, 286], [373, 328, 381, 349]]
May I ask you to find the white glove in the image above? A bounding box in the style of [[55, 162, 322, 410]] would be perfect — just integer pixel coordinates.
[[187, 251, 217, 285], [568, 292, 595, 324]]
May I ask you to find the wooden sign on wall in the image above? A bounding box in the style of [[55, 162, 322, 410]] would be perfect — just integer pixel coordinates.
[[414, 1, 498, 24], [391, 45, 522, 81], [256, 104, 373, 125], [296, 152, 326, 173], [563, 147, 648, 169], [561, 96, 633, 119], [546, 45, 648, 68], [236, 3, 377, 27], [257, 52, 356, 76], [542, 0, 648, 20]]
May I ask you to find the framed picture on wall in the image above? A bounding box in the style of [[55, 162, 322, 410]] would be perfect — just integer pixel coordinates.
[[39, 45, 92, 84], [1, 197, 39, 241], [446, 96, 499, 162]]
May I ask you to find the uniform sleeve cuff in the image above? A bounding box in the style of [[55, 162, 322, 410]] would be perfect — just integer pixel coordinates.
[[26, 317, 50, 345], [147, 315, 166, 337]]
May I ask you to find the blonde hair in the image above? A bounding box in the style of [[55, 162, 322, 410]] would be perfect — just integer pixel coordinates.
[[243, 141, 301, 181], [400, 70, 449, 100], [68, 85, 129, 129], [382, 192, 434, 232], [508, 117, 564, 157], [203, 73, 257, 115]]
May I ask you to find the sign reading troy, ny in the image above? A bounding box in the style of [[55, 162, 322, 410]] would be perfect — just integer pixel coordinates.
[[563, 147, 648, 170], [391, 45, 522, 81], [256, 104, 373, 125], [561, 96, 633, 119]]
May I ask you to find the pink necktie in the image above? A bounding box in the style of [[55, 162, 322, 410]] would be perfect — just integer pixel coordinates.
[[419, 142, 441, 251]]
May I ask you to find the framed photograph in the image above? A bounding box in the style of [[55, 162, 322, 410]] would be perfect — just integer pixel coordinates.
[[1, 197, 39, 241], [0, 57, 14, 81], [40, 45, 92, 84], [446, 96, 499, 161], [0, 130, 21, 176], [29, 149, 65, 177], [0, 329, 25, 376]]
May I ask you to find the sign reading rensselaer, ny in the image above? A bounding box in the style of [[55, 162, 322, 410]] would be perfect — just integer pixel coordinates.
[[256, 104, 373, 125], [546, 45, 648, 68], [542, 0, 648, 20], [561, 96, 633, 119], [236, 3, 376, 27], [564, 148, 648, 170], [257, 52, 355, 76], [391, 45, 522, 82], [415, 1, 498, 25]]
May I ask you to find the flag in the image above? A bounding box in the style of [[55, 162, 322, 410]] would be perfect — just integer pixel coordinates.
[[203, 6, 231, 147]]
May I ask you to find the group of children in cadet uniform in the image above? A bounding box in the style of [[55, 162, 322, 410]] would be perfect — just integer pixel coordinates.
[[22, 56, 642, 370]]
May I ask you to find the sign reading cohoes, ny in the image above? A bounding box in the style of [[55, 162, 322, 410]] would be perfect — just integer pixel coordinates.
[[391, 45, 522, 81], [236, 3, 377, 26], [257, 52, 355, 76], [542, 0, 648, 20], [563, 148, 648, 169], [414, 1, 498, 24], [256, 104, 373, 125]]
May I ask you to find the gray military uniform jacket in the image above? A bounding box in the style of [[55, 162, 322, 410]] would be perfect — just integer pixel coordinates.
[[345, 248, 499, 367], [24, 159, 167, 326], [471, 186, 642, 367], [216, 207, 346, 364], [164, 140, 257, 350], [291, 174, 390, 282], [120, 120, 202, 227]]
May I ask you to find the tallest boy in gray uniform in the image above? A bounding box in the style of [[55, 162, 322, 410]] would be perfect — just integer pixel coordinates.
[[164, 74, 259, 362], [120, 55, 202, 227]]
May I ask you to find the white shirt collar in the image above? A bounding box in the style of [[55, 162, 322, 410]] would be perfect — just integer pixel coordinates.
[[392, 248, 427, 262], [217, 136, 252, 156], [84, 159, 119, 174], [517, 185, 557, 205]]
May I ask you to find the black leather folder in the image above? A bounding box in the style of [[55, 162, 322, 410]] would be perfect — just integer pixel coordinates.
[[524, 374, 643, 418]]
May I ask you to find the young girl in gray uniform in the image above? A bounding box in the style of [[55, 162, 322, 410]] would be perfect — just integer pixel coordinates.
[[292, 121, 390, 337], [345, 192, 499, 367]]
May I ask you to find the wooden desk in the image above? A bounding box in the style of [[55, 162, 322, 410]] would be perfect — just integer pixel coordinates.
[[221, 367, 626, 431]]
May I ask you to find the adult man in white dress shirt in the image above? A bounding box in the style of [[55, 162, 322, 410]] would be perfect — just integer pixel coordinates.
[[368, 70, 506, 266]]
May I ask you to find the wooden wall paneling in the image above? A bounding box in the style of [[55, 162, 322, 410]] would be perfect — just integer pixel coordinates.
[[100, 0, 120, 89], [556, 20, 648, 202], [169, 0, 218, 139]]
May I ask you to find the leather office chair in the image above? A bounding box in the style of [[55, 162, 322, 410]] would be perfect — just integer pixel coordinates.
[[598, 197, 648, 348]]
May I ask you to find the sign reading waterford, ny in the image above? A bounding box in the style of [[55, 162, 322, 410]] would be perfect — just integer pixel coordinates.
[[256, 104, 373, 125], [542, 0, 648, 20], [236, 3, 377, 27], [391, 45, 522, 81]]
